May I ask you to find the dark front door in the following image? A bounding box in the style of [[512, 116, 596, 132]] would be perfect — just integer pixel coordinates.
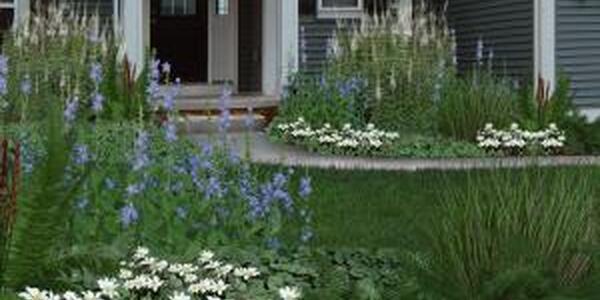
[[238, 0, 262, 92], [151, 0, 208, 82]]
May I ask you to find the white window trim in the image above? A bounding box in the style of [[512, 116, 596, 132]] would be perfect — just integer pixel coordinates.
[[0, 1, 15, 9], [317, 0, 363, 19]]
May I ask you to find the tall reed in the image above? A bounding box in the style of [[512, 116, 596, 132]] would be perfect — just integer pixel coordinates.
[[420, 167, 600, 299]]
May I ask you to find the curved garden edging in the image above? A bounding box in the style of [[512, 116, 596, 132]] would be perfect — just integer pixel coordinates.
[[197, 132, 600, 171]]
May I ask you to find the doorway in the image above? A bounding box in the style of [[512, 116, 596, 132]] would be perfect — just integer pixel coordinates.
[[150, 0, 208, 82]]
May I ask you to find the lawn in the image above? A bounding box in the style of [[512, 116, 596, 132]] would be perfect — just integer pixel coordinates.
[[298, 166, 600, 251]]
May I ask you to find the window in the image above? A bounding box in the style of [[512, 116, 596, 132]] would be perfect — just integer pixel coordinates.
[[0, 0, 14, 9], [318, 0, 363, 19], [216, 0, 229, 16], [160, 0, 197, 16]]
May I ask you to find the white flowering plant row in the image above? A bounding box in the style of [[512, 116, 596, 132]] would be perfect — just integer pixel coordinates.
[[476, 123, 566, 155], [18, 247, 302, 300], [271, 117, 400, 156]]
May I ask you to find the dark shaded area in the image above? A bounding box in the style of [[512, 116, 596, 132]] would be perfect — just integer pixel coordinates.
[[238, 0, 263, 92]]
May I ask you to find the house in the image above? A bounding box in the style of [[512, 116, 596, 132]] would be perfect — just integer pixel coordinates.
[[1, 0, 599, 120], [447, 0, 600, 120]]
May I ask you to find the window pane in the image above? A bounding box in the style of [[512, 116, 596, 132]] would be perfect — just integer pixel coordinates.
[[0, 0, 13, 9], [322, 0, 359, 8], [161, 0, 197, 16], [217, 0, 229, 15]]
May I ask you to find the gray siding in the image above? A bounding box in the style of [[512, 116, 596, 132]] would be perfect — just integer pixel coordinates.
[[299, 17, 339, 75], [556, 0, 600, 107], [447, 0, 534, 80]]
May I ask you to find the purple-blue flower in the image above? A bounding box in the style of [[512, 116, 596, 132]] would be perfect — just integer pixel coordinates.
[[175, 206, 187, 219], [76, 197, 89, 210], [0, 77, 7, 96], [161, 62, 171, 74], [299, 176, 312, 199], [147, 59, 161, 104], [64, 97, 79, 123], [120, 203, 139, 228], [204, 176, 225, 199], [218, 87, 232, 132], [105, 178, 116, 190], [150, 59, 161, 80], [0, 55, 8, 75], [90, 62, 103, 85], [164, 121, 177, 142], [163, 90, 176, 112], [73, 144, 90, 165], [126, 183, 144, 197], [91, 92, 104, 113], [132, 130, 150, 171], [20, 76, 32, 96]]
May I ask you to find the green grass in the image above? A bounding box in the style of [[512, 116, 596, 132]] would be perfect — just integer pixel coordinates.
[[290, 166, 600, 251]]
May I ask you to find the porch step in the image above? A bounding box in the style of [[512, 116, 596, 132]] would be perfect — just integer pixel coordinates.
[[162, 84, 225, 99], [176, 94, 280, 112], [178, 113, 267, 134]]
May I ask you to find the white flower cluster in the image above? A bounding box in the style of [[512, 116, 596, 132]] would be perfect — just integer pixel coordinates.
[[275, 118, 399, 152], [476, 123, 566, 154], [18, 247, 301, 300]]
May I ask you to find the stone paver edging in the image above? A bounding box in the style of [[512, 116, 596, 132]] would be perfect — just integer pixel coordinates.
[[192, 132, 600, 171]]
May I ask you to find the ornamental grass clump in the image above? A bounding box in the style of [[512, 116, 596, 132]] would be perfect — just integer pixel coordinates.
[[419, 168, 600, 300]]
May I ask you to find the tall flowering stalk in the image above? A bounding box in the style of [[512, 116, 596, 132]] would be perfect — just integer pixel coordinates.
[[0, 138, 20, 284]]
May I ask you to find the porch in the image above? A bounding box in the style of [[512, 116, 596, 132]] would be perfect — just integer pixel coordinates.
[[122, 0, 299, 98], [168, 83, 279, 134]]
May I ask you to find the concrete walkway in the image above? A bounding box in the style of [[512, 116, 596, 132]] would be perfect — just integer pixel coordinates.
[[192, 132, 600, 171]]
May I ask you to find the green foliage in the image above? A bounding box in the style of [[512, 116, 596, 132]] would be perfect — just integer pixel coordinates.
[[416, 168, 600, 300], [329, 11, 450, 133], [515, 74, 600, 155], [3, 102, 84, 290], [279, 72, 368, 128], [0, 5, 150, 124], [269, 126, 485, 159], [215, 246, 411, 300], [436, 70, 517, 140], [0, 122, 313, 290]]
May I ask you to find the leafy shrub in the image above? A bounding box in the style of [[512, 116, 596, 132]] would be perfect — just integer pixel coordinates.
[[417, 168, 600, 300], [278, 72, 368, 128]]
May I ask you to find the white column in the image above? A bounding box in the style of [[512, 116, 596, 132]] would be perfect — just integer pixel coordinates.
[[280, 0, 299, 89], [262, 0, 279, 95], [122, 0, 147, 77], [262, 0, 299, 96], [14, 0, 30, 26], [534, 0, 556, 93]]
